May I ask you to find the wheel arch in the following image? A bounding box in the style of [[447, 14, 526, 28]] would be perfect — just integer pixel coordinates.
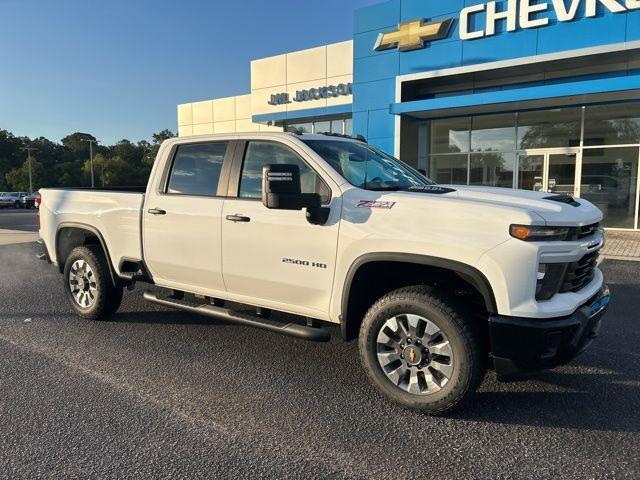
[[340, 253, 497, 341], [55, 223, 118, 286]]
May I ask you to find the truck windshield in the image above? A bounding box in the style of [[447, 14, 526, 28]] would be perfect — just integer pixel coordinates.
[[303, 139, 434, 191]]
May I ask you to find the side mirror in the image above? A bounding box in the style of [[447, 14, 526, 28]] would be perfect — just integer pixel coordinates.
[[262, 164, 321, 210]]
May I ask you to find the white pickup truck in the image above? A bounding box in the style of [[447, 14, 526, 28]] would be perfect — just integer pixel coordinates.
[[38, 132, 610, 413]]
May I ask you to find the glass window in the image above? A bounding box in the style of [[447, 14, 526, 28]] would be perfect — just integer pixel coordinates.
[[580, 147, 639, 229], [314, 121, 331, 134], [429, 154, 468, 185], [330, 120, 344, 134], [285, 122, 312, 134], [470, 152, 515, 188], [471, 113, 516, 152], [304, 139, 433, 191], [430, 117, 470, 154], [167, 142, 228, 196], [239, 141, 330, 202], [517, 154, 544, 191], [584, 103, 640, 146], [344, 118, 353, 137], [517, 107, 581, 149]]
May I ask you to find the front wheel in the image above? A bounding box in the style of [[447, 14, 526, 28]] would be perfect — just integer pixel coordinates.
[[359, 286, 486, 414], [63, 245, 123, 320]]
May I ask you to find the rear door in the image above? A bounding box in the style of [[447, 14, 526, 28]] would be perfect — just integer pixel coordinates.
[[143, 140, 235, 294], [220, 139, 341, 316]]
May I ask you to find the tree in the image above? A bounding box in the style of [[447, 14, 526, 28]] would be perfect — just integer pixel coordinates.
[[5, 157, 45, 192], [0, 128, 174, 190], [152, 129, 175, 144], [0, 130, 24, 190], [60, 132, 96, 155], [143, 129, 176, 166]]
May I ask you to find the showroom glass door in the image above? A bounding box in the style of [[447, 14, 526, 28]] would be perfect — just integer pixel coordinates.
[[517, 149, 580, 195], [516, 154, 544, 191], [546, 152, 577, 195]]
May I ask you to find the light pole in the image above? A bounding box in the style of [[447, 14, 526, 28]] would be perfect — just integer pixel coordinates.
[[21, 146, 38, 193], [80, 138, 100, 188]]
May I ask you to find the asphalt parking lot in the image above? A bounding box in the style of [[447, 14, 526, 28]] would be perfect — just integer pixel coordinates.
[[0, 209, 639, 479]]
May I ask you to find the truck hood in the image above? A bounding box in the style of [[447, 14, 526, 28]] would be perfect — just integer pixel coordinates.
[[432, 185, 603, 226]]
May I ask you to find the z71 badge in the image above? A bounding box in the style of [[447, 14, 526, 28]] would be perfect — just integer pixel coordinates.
[[356, 200, 396, 209]]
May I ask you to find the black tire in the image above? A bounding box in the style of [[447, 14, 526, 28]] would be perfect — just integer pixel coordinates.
[[63, 245, 123, 320], [359, 285, 486, 414]]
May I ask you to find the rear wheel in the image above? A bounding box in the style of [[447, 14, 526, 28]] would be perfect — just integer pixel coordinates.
[[63, 245, 123, 320], [359, 286, 486, 414]]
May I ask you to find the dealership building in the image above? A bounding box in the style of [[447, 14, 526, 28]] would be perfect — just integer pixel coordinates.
[[178, 0, 640, 229]]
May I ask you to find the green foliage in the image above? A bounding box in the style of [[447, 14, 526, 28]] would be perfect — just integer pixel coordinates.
[[4, 157, 45, 192], [1, 129, 175, 192]]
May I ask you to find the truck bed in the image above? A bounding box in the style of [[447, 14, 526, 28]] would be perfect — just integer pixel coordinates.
[[39, 188, 146, 273]]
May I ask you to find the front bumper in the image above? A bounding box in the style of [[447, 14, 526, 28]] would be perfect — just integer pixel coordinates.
[[489, 285, 610, 376]]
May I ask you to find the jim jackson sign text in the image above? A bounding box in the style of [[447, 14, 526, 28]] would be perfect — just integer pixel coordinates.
[[268, 83, 353, 106]]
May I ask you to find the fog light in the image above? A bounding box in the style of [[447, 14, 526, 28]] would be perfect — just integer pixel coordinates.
[[536, 263, 569, 301], [537, 263, 547, 281]]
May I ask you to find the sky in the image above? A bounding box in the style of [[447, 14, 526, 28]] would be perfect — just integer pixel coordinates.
[[0, 0, 379, 145]]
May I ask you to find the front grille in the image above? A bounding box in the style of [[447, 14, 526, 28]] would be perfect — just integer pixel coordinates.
[[559, 250, 599, 293], [566, 223, 600, 241]]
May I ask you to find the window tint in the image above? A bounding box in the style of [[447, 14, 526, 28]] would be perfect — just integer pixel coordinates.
[[167, 142, 228, 196], [239, 141, 330, 202]]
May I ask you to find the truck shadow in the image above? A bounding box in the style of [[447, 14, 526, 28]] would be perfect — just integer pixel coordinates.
[[110, 306, 640, 434], [449, 363, 640, 433]]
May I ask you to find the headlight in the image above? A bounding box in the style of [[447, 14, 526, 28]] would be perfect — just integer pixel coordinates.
[[510, 225, 570, 241]]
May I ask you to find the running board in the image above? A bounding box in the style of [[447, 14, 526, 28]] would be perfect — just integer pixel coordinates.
[[143, 291, 331, 342]]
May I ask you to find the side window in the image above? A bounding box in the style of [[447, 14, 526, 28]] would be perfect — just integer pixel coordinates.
[[167, 142, 228, 196], [238, 141, 331, 203]]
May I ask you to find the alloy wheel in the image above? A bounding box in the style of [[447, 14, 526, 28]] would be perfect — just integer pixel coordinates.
[[376, 314, 454, 395], [69, 260, 98, 308]]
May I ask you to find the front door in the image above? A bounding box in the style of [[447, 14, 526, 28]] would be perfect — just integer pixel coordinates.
[[221, 140, 341, 317], [517, 149, 580, 196]]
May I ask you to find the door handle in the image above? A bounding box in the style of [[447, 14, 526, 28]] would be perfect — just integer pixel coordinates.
[[226, 214, 251, 223], [148, 208, 167, 216]]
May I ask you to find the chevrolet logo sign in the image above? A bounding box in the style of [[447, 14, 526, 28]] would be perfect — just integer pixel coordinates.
[[373, 18, 453, 52]]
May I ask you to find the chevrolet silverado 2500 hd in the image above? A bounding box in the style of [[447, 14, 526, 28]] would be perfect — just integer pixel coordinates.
[[38, 133, 610, 413]]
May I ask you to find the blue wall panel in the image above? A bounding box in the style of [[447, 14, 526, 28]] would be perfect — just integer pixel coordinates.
[[400, 0, 464, 22], [353, 78, 396, 112], [354, 30, 391, 59], [367, 108, 396, 139], [368, 136, 395, 154], [354, 52, 399, 83], [351, 0, 640, 154], [354, 0, 400, 34], [537, 14, 628, 54], [462, 28, 538, 65], [400, 41, 463, 74], [626, 9, 640, 42]]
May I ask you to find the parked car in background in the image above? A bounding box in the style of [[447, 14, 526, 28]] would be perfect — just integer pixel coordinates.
[[22, 191, 41, 209], [0, 192, 28, 208]]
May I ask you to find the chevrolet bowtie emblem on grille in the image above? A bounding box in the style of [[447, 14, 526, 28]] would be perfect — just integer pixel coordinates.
[[373, 18, 453, 52]]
